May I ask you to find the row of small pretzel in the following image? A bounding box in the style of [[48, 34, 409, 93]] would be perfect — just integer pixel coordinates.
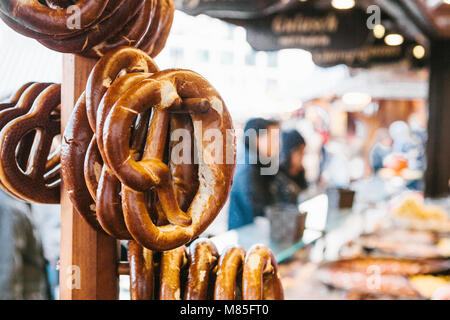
[[0, 0, 174, 57], [128, 239, 284, 300], [61, 46, 236, 251], [0, 82, 61, 203]]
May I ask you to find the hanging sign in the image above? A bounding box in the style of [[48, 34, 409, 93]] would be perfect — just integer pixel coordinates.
[[311, 43, 408, 68], [176, 0, 288, 19], [236, 6, 371, 52]]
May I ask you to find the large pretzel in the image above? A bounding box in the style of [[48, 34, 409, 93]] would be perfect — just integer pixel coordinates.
[[242, 245, 284, 300], [62, 47, 159, 233], [159, 246, 188, 300], [184, 239, 218, 300], [0, 0, 174, 58], [88, 47, 159, 237], [104, 69, 236, 251], [129, 240, 155, 300], [61, 93, 101, 230], [0, 84, 61, 204], [214, 245, 246, 300], [0, 0, 108, 35], [0, 82, 53, 198]]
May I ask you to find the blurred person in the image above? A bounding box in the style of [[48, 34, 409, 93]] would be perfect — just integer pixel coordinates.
[[369, 128, 393, 173], [31, 204, 60, 299], [228, 118, 280, 230], [0, 191, 48, 300], [270, 130, 308, 204], [389, 121, 414, 154]]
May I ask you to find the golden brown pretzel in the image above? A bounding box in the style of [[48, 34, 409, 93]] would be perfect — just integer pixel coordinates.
[[139, 0, 174, 58], [86, 46, 159, 131], [0, 1, 174, 58], [184, 239, 218, 300], [0, 0, 109, 35], [159, 246, 188, 300], [94, 73, 154, 240], [214, 245, 246, 300], [61, 93, 102, 230], [38, 0, 144, 55], [0, 84, 61, 204], [242, 245, 284, 300], [103, 69, 235, 251], [0, 83, 53, 192], [129, 240, 155, 300], [127, 241, 284, 300], [87, 0, 156, 57], [61, 47, 160, 236]]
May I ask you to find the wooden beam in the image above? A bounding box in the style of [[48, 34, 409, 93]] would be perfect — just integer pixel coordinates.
[[60, 54, 119, 300], [425, 40, 450, 197]]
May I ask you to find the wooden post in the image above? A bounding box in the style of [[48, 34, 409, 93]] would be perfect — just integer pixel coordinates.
[[60, 54, 119, 300], [425, 40, 450, 198]]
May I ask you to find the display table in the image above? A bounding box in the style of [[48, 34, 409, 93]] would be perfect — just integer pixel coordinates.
[[211, 218, 322, 263]]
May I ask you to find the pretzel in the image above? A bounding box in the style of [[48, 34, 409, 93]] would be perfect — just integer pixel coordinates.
[[184, 239, 218, 300], [214, 245, 246, 300], [62, 47, 160, 235], [138, 0, 174, 58], [38, 0, 144, 55], [242, 245, 284, 300], [61, 93, 102, 230], [104, 69, 236, 251], [86, 46, 159, 131], [127, 241, 284, 300], [0, 84, 61, 204], [86, 0, 160, 57], [88, 50, 158, 238], [129, 240, 155, 300], [0, 0, 108, 35], [0, 83, 53, 191], [0, 0, 174, 57], [159, 246, 188, 300]]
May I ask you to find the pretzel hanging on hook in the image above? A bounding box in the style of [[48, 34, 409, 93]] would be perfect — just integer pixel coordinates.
[[62, 47, 159, 233], [103, 69, 236, 251]]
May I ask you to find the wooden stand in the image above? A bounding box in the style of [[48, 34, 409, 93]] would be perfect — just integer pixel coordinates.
[[59, 54, 119, 300], [425, 40, 450, 198]]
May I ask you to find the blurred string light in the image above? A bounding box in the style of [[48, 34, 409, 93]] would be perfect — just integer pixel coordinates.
[[373, 24, 386, 38], [413, 45, 426, 59], [384, 33, 404, 46], [444, 0, 450, 4], [331, 0, 355, 10]]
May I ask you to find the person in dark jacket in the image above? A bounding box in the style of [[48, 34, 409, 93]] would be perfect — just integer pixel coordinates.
[[271, 130, 308, 204], [228, 118, 280, 230], [0, 191, 48, 299]]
